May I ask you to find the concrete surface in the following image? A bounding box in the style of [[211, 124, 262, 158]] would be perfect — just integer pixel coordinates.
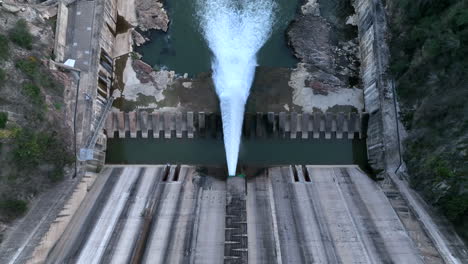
[[247, 166, 424, 263], [36, 165, 445, 263], [47, 165, 225, 263], [105, 111, 366, 139], [66, 0, 96, 71]]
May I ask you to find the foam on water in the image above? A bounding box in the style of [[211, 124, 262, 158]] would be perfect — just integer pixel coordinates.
[[197, 0, 276, 176]]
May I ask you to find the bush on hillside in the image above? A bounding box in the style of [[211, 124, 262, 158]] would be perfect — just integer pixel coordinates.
[[13, 128, 73, 180], [0, 68, 6, 84], [0, 199, 28, 220], [15, 58, 39, 79], [9, 19, 33, 50], [22, 83, 44, 106], [0, 35, 9, 60], [0, 112, 7, 129], [16, 57, 63, 94]]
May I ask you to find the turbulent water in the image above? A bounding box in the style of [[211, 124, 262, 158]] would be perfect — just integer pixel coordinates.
[[198, 0, 276, 176]]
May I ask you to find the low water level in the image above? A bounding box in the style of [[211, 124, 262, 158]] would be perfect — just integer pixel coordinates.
[[136, 0, 299, 75]]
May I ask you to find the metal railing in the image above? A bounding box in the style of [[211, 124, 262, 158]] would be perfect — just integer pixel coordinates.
[[80, 97, 114, 161]]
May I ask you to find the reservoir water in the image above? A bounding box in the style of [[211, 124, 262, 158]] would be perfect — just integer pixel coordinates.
[[106, 137, 368, 168], [136, 0, 300, 76]]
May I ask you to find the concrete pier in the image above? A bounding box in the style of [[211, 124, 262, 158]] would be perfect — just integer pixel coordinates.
[[104, 111, 368, 140], [187, 112, 194, 139], [302, 113, 310, 139], [140, 111, 149, 138], [290, 112, 298, 139], [313, 112, 321, 139], [175, 112, 182, 138], [267, 112, 275, 136], [151, 112, 161, 139], [198, 112, 205, 138], [256, 112, 263, 138]]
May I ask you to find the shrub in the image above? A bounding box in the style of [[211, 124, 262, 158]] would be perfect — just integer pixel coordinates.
[[16, 58, 39, 79], [54, 103, 62, 110], [439, 194, 468, 221], [0, 35, 9, 60], [0, 199, 28, 220], [13, 129, 44, 167], [0, 68, 6, 84], [13, 128, 73, 180], [9, 19, 33, 50], [22, 83, 44, 106], [0, 112, 7, 129], [15, 58, 62, 93]]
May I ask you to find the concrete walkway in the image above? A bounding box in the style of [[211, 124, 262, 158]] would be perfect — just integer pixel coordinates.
[[0, 177, 79, 264]]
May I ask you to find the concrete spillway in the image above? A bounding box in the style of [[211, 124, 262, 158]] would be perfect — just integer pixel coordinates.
[[45, 165, 440, 263]]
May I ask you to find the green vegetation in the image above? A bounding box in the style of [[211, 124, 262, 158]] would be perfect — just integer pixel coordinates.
[[0, 68, 5, 84], [15, 58, 39, 79], [13, 128, 73, 181], [22, 83, 44, 106], [9, 19, 33, 50], [390, 0, 468, 239], [54, 103, 62, 110], [0, 112, 7, 129], [0, 17, 70, 227], [16, 57, 63, 94], [0, 199, 27, 220], [0, 34, 9, 60]]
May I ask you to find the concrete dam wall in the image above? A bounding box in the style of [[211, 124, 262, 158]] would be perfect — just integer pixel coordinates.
[[105, 111, 368, 140], [355, 0, 398, 172]]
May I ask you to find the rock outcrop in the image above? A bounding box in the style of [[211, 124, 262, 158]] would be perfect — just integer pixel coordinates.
[[135, 0, 169, 32], [288, 15, 334, 71], [287, 0, 362, 113]]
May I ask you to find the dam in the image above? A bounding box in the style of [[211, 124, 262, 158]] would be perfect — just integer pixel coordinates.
[[0, 0, 467, 264], [45, 165, 426, 263]]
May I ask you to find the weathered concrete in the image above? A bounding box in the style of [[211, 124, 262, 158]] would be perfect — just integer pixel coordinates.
[[355, 0, 396, 171], [104, 111, 368, 140], [43, 165, 442, 263], [247, 166, 425, 264], [225, 176, 248, 263], [48, 165, 225, 264], [354, 1, 468, 262], [53, 2, 68, 63]]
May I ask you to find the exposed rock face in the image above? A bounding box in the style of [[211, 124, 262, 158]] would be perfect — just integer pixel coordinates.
[[301, 0, 321, 16], [288, 15, 333, 71], [135, 0, 169, 32], [132, 30, 147, 46], [286, 0, 363, 113], [131, 59, 175, 89]]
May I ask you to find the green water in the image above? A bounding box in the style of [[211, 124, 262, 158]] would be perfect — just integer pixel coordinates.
[[136, 0, 300, 75], [106, 138, 368, 167]]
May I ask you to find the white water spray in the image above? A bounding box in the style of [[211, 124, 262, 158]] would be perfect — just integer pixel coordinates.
[[198, 0, 276, 176]]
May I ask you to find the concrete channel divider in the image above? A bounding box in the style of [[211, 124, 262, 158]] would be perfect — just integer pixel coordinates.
[[104, 111, 368, 140]]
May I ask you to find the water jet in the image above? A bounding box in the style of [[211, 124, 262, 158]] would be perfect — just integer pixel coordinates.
[[198, 0, 276, 175]]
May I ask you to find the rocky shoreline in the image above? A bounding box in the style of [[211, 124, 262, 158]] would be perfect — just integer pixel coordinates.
[[114, 0, 363, 114], [131, 0, 169, 46]]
